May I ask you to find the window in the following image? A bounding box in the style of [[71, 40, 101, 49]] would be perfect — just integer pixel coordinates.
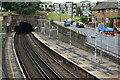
[[92, 17, 94, 22], [115, 9, 117, 12], [106, 9, 108, 13], [102, 18, 104, 22], [106, 18, 109, 23], [102, 10, 104, 14], [95, 10, 97, 13], [84, 7, 86, 9], [98, 10, 100, 13], [111, 9, 113, 12], [96, 18, 97, 21]]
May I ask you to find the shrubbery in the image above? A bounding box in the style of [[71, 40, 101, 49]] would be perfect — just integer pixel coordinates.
[[109, 17, 120, 28], [81, 17, 88, 23]]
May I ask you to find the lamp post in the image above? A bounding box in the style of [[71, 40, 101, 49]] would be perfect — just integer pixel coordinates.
[[8, 9, 11, 14], [41, 21, 42, 33], [94, 22, 97, 60], [100, 31, 103, 63], [0, 1, 2, 16], [57, 23, 58, 41], [89, 22, 97, 60], [70, 3, 73, 49], [70, 25, 71, 48]]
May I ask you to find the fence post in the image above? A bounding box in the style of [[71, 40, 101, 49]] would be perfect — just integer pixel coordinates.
[[114, 36, 116, 53], [41, 21, 42, 33]]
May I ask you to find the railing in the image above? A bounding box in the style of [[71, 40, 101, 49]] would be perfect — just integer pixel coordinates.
[[87, 32, 118, 55]]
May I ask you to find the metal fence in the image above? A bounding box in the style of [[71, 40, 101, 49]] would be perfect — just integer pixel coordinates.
[[87, 32, 118, 55]]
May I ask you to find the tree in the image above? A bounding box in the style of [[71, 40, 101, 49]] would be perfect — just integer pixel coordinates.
[[46, 8, 51, 12], [39, 7, 44, 11], [2, 2, 40, 15], [76, 7, 83, 16], [65, 2, 73, 3], [62, 9, 65, 14], [81, 16, 88, 23], [14, 2, 38, 15]]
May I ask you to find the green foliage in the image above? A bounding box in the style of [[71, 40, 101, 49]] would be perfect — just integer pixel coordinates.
[[2, 22, 6, 28], [46, 8, 51, 12], [75, 18, 81, 22], [62, 9, 65, 14], [65, 2, 73, 3], [2, 2, 40, 15], [50, 18, 54, 26], [39, 7, 44, 11], [109, 17, 120, 28], [2, 2, 16, 11], [89, 17, 92, 22], [76, 7, 83, 16], [81, 17, 88, 23], [77, 32, 80, 38]]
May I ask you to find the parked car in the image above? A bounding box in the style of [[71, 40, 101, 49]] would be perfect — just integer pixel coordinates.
[[64, 21, 70, 26], [67, 19, 75, 25], [76, 22, 84, 28]]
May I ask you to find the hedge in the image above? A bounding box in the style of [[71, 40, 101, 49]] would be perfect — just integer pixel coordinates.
[[109, 17, 120, 28]]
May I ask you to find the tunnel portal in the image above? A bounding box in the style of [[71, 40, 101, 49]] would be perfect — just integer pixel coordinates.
[[14, 22, 33, 33]]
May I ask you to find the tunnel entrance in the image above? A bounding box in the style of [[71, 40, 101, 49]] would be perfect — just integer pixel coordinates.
[[14, 22, 33, 33]]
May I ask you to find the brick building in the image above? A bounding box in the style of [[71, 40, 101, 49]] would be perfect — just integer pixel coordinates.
[[91, 2, 120, 26]]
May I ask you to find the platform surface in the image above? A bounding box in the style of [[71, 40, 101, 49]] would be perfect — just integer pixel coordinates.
[[33, 32, 120, 79]]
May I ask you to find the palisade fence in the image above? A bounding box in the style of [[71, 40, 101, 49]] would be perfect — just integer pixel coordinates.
[[86, 33, 118, 55], [37, 19, 119, 63]]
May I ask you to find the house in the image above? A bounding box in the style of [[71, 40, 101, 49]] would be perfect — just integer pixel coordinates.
[[40, 4, 53, 11], [53, 3, 60, 13], [53, 2, 74, 16], [91, 2, 120, 27], [77, 1, 96, 16]]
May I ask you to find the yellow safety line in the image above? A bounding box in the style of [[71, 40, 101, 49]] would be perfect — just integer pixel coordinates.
[[8, 36, 15, 80], [58, 48, 112, 78], [33, 32, 113, 79]]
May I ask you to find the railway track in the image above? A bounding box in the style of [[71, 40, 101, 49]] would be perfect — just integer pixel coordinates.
[[15, 33, 84, 79], [15, 33, 64, 79], [15, 34, 45, 79], [27, 34, 84, 79]]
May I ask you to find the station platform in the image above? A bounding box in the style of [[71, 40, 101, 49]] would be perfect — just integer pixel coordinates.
[[32, 32, 120, 79], [2, 32, 24, 79], [0, 16, 3, 80]]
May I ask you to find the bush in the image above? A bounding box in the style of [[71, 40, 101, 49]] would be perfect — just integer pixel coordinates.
[[81, 17, 88, 23], [46, 8, 51, 12], [88, 17, 92, 22], [50, 18, 54, 26], [75, 18, 81, 22], [109, 17, 120, 28], [39, 7, 44, 11]]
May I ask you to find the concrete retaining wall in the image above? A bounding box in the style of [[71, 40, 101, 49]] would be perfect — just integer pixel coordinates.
[[38, 19, 87, 50]]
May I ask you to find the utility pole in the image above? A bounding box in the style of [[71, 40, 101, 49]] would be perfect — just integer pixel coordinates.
[[0, 1, 2, 16], [71, 2, 73, 19], [59, 4, 61, 22]]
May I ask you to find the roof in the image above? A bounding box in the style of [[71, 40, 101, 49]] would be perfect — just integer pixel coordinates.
[[92, 2, 118, 10]]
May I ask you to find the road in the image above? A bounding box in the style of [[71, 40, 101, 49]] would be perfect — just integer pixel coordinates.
[[54, 21, 119, 55]]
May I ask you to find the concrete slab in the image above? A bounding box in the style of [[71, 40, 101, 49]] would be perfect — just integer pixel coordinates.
[[2, 33, 23, 79], [0, 31, 2, 80], [0, 16, 3, 80], [32, 32, 120, 79]]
